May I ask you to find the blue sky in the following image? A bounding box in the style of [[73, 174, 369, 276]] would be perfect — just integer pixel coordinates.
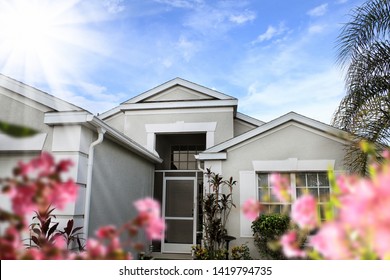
[[0, 0, 365, 123]]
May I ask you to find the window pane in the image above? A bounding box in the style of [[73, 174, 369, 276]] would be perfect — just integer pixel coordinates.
[[318, 173, 329, 186], [308, 188, 318, 198], [179, 153, 188, 162], [188, 162, 196, 170], [259, 186, 270, 201], [258, 174, 269, 187], [307, 173, 318, 187], [319, 188, 330, 202], [296, 187, 306, 197], [296, 173, 306, 187]]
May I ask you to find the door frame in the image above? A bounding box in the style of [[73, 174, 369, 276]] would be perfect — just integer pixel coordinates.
[[161, 176, 197, 253]]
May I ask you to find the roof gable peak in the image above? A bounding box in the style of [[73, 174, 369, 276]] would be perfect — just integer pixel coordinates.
[[123, 77, 236, 104]]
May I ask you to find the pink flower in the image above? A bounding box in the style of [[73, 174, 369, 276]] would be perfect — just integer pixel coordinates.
[[280, 231, 306, 258], [18, 152, 55, 177], [134, 198, 165, 240], [134, 197, 160, 218], [309, 222, 351, 260], [291, 194, 318, 229], [85, 239, 108, 258], [96, 225, 118, 239], [242, 198, 262, 221], [145, 218, 165, 240], [9, 184, 36, 215], [270, 173, 291, 202], [49, 179, 78, 209]]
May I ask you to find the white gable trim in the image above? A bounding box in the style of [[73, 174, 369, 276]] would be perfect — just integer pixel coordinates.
[[205, 112, 349, 153], [122, 99, 238, 110], [235, 112, 265, 127], [145, 121, 217, 152], [126, 78, 236, 104]]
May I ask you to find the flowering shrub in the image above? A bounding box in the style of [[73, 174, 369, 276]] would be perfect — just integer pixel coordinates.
[[243, 147, 390, 260], [0, 152, 164, 259]]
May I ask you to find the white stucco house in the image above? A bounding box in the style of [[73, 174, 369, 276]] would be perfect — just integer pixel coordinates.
[[0, 74, 350, 257]]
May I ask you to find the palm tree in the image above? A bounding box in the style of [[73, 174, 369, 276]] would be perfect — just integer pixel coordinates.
[[332, 0, 390, 174]]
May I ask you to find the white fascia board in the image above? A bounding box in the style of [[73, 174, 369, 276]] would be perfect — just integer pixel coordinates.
[[235, 112, 265, 127], [196, 152, 227, 160], [0, 74, 83, 112], [120, 99, 238, 110], [44, 111, 93, 124], [44, 112, 162, 164], [0, 133, 47, 151], [205, 111, 349, 153], [125, 77, 236, 104], [98, 106, 121, 120]]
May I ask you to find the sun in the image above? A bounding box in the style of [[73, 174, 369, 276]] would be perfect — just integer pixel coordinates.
[[0, 0, 107, 89]]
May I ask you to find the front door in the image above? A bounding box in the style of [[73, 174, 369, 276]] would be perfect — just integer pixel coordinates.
[[162, 177, 196, 253]]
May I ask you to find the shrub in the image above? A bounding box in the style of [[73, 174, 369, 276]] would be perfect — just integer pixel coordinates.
[[251, 213, 290, 259], [231, 243, 252, 260]]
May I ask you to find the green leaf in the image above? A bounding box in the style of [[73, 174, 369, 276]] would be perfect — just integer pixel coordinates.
[[0, 121, 38, 138]]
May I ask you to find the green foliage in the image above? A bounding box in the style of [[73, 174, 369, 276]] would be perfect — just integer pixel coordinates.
[[201, 169, 236, 256], [0, 120, 38, 138], [251, 213, 290, 259], [333, 0, 390, 174], [231, 243, 252, 260], [192, 245, 226, 260]]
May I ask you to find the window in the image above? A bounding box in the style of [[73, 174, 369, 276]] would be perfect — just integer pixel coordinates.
[[171, 145, 205, 170], [257, 172, 330, 218]]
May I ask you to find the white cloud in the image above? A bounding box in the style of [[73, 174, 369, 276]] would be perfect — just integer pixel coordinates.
[[253, 23, 287, 43], [176, 36, 200, 61], [229, 10, 256, 24], [103, 0, 125, 14], [307, 3, 329, 17], [153, 0, 203, 9], [308, 24, 327, 34]]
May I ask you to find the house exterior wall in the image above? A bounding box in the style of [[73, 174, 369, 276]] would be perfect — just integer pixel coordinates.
[[233, 118, 257, 137], [0, 94, 54, 151], [210, 122, 347, 258], [88, 136, 155, 246], [121, 108, 234, 148]]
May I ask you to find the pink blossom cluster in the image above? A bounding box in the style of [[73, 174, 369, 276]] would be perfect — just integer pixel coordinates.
[[0, 153, 165, 260], [310, 156, 390, 259], [134, 198, 165, 240], [3, 152, 77, 215], [243, 149, 390, 259]]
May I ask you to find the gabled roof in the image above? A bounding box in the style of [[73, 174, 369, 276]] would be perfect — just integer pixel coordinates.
[[99, 77, 238, 120], [235, 112, 265, 127], [198, 112, 350, 159], [44, 111, 162, 164], [0, 74, 85, 112], [123, 77, 236, 104]]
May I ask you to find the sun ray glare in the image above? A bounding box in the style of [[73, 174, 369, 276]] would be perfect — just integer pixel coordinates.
[[0, 0, 113, 99]]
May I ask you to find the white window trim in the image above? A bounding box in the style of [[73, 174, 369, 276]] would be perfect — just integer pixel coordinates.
[[239, 158, 336, 238], [145, 121, 217, 152], [252, 158, 335, 172]]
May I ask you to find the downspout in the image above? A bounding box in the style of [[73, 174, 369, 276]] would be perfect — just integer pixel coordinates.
[[83, 127, 106, 238]]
